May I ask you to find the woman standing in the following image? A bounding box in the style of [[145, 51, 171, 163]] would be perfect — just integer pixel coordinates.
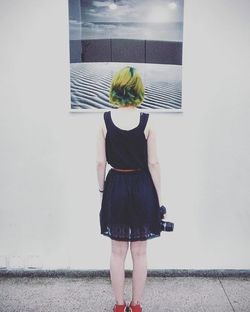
[[96, 66, 165, 312]]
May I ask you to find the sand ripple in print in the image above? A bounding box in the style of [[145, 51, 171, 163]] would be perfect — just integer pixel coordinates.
[[70, 62, 182, 110]]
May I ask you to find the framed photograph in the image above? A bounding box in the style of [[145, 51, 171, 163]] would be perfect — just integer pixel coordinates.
[[68, 0, 184, 112]]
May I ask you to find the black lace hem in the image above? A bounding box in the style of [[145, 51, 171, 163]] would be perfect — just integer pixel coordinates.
[[100, 223, 161, 241]]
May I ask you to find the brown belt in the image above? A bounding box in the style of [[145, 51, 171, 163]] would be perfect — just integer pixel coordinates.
[[112, 167, 141, 172]]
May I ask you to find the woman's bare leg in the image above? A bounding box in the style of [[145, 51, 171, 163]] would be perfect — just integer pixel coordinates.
[[110, 239, 129, 305], [130, 240, 147, 305]]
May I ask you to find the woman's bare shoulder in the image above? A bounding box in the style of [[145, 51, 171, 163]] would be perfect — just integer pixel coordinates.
[[143, 113, 152, 140], [145, 113, 157, 137]]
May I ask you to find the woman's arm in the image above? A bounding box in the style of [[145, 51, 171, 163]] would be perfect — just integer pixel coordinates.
[[147, 118, 162, 207], [96, 119, 107, 192]]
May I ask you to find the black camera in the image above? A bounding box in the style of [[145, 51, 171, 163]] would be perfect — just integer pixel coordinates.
[[160, 205, 174, 232]]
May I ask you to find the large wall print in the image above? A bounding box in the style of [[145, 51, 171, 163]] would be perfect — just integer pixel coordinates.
[[68, 0, 184, 111]]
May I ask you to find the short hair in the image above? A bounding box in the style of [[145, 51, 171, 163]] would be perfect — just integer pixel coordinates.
[[109, 66, 145, 107]]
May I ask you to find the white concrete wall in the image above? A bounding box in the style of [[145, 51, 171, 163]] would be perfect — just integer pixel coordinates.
[[0, 0, 249, 270]]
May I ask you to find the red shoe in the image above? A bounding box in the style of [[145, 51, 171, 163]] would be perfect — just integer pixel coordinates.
[[128, 301, 142, 312], [113, 302, 128, 312]]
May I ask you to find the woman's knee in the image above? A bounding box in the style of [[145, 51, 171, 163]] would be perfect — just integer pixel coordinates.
[[130, 240, 147, 258], [111, 239, 129, 257]]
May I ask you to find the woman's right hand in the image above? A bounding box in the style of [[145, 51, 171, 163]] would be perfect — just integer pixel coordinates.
[[162, 212, 167, 220], [160, 204, 167, 219]]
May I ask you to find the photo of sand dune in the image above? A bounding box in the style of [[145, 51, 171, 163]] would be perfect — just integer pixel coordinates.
[[68, 0, 184, 111], [71, 62, 181, 109]]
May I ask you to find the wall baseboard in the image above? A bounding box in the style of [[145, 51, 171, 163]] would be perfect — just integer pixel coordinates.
[[0, 269, 249, 278]]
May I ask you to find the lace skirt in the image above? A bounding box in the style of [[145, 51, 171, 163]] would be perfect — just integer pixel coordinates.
[[99, 167, 162, 241]]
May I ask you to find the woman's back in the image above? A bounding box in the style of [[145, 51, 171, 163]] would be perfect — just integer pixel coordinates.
[[102, 108, 150, 139], [101, 108, 158, 171], [103, 108, 151, 170]]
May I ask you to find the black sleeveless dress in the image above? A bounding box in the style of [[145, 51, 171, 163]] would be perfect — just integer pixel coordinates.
[[99, 110, 162, 241]]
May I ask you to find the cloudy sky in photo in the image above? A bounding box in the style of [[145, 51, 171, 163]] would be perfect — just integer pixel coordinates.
[[69, 0, 184, 41], [81, 0, 183, 23]]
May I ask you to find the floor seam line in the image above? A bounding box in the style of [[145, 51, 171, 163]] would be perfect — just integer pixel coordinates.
[[218, 277, 235, 312]]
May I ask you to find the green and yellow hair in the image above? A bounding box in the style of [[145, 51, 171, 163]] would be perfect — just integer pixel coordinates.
[[109, 66, 145, 107]]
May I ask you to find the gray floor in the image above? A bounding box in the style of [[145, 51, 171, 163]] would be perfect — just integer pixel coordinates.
[[0, 276, 250, 312]]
